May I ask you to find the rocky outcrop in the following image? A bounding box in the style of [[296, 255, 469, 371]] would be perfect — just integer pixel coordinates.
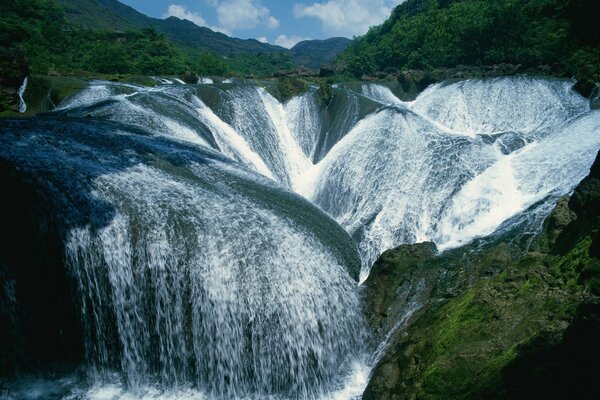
[[0, 46, 29, 115], [179, 70, 199, 84], [363, 151, 600, 399], [20, 75, 86, 115], [268, 77, 309, 102]]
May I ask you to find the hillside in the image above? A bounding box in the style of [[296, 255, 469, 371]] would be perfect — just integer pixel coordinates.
[[56, 0, 286, 56], [341, 0, 600, 90], [290, 37, 351, 68]]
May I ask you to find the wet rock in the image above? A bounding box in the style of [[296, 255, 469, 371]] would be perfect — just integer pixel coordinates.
[[180, 70, 199, 84], [574, 78, 597, 98], [362, 151, 600, 400], [0, 46, 29, 114]]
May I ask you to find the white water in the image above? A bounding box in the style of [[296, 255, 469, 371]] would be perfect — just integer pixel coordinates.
[[53, 77, 600, 281], [17, 76, 28, 113], [66, 165, 364, 396], [4, 76, 600, 400], [310, 78, 599, 278], [0, 119, 366, 400]]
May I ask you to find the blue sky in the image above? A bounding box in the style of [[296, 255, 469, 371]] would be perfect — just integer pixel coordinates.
[[120, 0, 404, 48]]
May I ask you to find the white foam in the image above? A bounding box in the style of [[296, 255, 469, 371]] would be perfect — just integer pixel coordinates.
[[17, 76, 28, 113]]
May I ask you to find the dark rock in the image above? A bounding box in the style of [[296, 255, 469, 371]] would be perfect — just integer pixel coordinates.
[[320, 62, 344, 78], [180, 70, 199, 84], [574, 78, 596, 98], [0, 46, 29, 114], [0, 164, 83, 376], [555, 151, 600, 253], [317, 83, 333, 106], [535, 196, 577, 252]]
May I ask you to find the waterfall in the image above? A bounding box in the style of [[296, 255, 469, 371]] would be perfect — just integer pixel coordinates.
[[50, 77, 600, 280], [309, 78, 599, 278], [2, 75, 600, 399], [17, 76, 28, 113], [0, 118, 365, 399]]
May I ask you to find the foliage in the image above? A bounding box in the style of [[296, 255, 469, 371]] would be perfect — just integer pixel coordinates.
[[0, 0, 278, 79], [267, 77, 309, 102], [341, 0, 600, 80]]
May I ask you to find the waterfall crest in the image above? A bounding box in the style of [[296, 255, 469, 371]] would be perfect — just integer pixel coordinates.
[[53, 77, 600, 280]]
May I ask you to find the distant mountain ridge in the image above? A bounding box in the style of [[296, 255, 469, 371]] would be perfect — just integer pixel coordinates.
[[56, 0, 286, 56], [290, 38, 351, 69], [56, 0, 348, 67]]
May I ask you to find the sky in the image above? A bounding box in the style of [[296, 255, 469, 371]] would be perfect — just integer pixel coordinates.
[[120, 0, 405, 48]]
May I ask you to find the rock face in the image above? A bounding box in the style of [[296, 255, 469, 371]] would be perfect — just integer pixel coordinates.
[[0, 46, 29, 114], [363, 151, 600, 399]]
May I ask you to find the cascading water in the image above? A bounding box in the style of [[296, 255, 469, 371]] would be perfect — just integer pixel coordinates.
[[0, 118, 365, 399], [2, 75, 599, 399], [17, 76, 28, 113], [52, 76, 600, 279], [311, 77, 599, 279]]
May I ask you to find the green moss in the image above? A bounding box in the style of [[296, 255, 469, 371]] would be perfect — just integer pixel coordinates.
[[316, 83, 333, 106], [21, 75, 87, 115], [271, 77, 309, 102], [431, 290, 495, 355], [367, 234, 596, 399]]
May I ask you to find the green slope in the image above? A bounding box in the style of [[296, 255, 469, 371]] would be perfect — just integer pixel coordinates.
[[56, 0, 150, 31], [290, 37, 351, 68], [340, 0, 600, 87], [56, 0, 287, 56]]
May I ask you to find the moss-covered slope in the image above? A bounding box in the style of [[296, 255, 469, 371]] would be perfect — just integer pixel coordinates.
[[363, 151, 600, 399]]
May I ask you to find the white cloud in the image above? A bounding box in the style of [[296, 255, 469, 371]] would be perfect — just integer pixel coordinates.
[[293, 0, 405, 37], [266, 16, 280, 29], [216, 0, 279, 33], [274, 34, 310, 49], [164, 4, 207, 27], [257, 36, 269, 43]]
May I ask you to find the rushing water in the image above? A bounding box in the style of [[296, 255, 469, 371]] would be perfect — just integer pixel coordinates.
[[1, 76, 599, 399], [0, 118, 365, 399], [53, 77, 600, 279], [17, 77, 28, 114]]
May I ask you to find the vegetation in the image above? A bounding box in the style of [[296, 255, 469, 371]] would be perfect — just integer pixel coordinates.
[[0, 0, 228, 77], [268, 77, 309, 102], [227, 52, 294, 78], [341, 0, 600, 83], [0, 0, 299, 86]]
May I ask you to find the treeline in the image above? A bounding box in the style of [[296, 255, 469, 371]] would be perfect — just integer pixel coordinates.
[[0, 0, 291, 79], [341, 0, 599, 84]]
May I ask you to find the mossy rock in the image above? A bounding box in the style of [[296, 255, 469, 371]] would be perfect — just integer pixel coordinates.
[[21, 75, 87, 115], [270, 77, 309, 102], [363, 151, 600, 400], [317, 83, 333, 106]]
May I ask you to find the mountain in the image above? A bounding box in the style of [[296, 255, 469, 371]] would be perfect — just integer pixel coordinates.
[[152, 17, 285, 56], [290, 37, 351, 68], [56, 0, 286, 56], [56, 0, 149, 31]]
